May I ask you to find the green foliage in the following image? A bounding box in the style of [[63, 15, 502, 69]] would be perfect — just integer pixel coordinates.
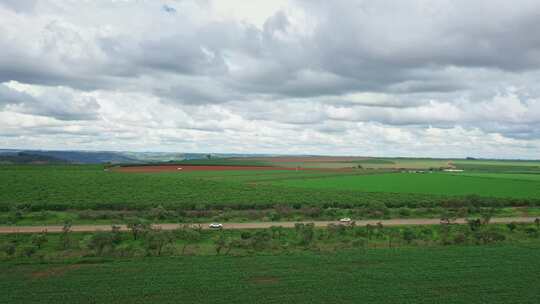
[[59, 221, 73, 250], [18, 244, 38, 258], [145, 229, 174, 256], [0, 241, 16, 256], [507, 222, 517, 232], [31, 232, 48, 249], [126, 218, 150, 240], [175, 227, 201, 255], [88, 232, 115, 256], [402, 228, 416, 244]]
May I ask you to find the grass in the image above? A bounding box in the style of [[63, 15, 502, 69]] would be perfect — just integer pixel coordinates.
[[451, 160, 540, 173], [455, 172, 540, 181], [272, 172, 540, 199], [1, 244, 539, 303]]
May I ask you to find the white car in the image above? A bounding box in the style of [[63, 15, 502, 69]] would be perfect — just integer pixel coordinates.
[[339, 218, 352, 223], [209, 223, 223, 229]]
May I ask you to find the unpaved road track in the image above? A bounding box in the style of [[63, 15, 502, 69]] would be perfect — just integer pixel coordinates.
[[0, 217, 537, 234]]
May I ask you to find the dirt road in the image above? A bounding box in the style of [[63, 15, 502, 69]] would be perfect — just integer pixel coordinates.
[[0, 217, 537, 234]]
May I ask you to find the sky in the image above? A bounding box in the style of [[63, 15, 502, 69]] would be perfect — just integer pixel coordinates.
[[1, 0, 540, 159]]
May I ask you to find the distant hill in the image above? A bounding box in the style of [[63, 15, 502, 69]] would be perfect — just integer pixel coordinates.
[[0, 152, 69, 164], [24, 151, 140, 164], [0, 149, 289, 164], [0, 150, 270, 164]]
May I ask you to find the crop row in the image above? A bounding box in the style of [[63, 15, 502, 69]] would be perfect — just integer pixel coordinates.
[[1, 244, 539, 303]]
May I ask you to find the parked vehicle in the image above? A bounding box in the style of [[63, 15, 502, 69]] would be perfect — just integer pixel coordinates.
[[209, 223, 223, 229]]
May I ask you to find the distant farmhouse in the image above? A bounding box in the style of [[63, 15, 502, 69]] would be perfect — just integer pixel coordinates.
[[443, 169, 464, 172]]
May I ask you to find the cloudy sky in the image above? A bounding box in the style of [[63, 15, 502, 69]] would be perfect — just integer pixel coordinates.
[[1, 0, 540, 158]]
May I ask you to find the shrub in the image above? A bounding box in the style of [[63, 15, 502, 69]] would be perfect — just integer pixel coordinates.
[[453, 233, 468, 245], [0, 242, 16, 256], [367, 201, 389, 217], [19, 244, 38, 258], [31, 233, 48, 249], [88, 232, 115, 256], [398, 207, 411, 217], [402, 228, 416, 244]]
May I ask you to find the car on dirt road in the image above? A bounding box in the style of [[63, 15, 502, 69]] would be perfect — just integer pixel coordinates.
[[339, 218, 352, 223], [209, 223, 223, 229]]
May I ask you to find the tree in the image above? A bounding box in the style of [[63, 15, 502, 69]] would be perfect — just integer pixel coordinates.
[[176, 228, 201, 255], [0, 242, 16, 256], [251, 230, 271, 250], [535, 218, 540, 229], [149, 205, 170, 220], [525, 227, 538, 238], [366, 224, 374, 240], [466, 218, 482, 232], [367, 202, 389, 218], [146, 229, 173, 256], [475, 227, 506, 244], [127, 218, 150, 240], [8, 205, 27, 223], [88, 232, 114, 256], [270, 226, 283, 239], [506, 222, 517, 233], [31, 232, 48, 249], [480, 208, 495, 225], [60, 221, 72, 250], [214, 233, 228, 255], [111, 225, 123, 245], [402, 228, 416, 244], [387, 229, 401, 248], [115, 243, 135, 258], [295, 223, 315, 246], [453, 233, 467, 245], [20, 244, 38, 258], [440, 210, 457, 226], [420, 228, 434, 245]]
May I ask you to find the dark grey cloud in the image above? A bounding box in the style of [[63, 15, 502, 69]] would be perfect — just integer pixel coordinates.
[[0, 84, 34, 105], [23, 91, 100, 121], [0, 84, 100, 121], [0, 0, 36, 13], [162, 5, 176, 14]]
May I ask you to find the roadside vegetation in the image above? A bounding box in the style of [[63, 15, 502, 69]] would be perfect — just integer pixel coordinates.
[[2, 205, 540, 226], [1, 217, 540, 260]]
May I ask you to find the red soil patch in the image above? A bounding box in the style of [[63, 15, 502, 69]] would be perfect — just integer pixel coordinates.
[[249, 276, 281, 284], [31, 264, 82, 279], [114, 165, 309, 173]]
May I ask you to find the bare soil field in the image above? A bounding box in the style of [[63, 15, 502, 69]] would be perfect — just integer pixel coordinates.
[[114, 165, 304, 173]]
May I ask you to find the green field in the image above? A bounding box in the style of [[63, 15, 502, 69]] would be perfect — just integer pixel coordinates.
[[1, 164, 540, 212], [1, 245, 539, 303], [272, 172, 540, 199], [457, 172, 540, 182]]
